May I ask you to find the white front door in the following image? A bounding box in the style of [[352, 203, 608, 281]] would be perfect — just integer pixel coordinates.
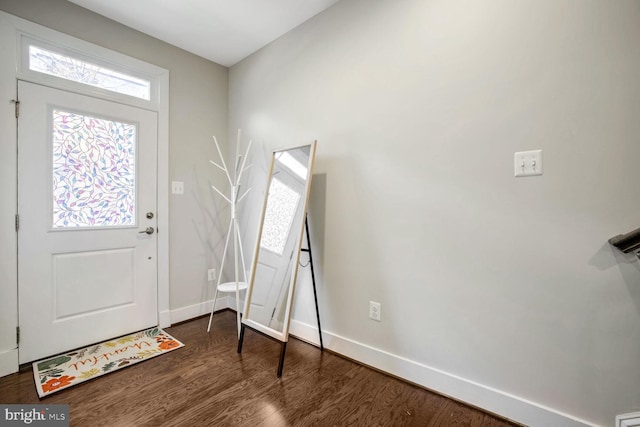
[[17, 81, 158, 363]]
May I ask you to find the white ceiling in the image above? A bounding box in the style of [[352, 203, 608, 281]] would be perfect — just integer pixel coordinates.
[[68, 0, 341, 67]]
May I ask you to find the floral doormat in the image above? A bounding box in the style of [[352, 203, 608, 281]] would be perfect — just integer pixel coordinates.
[[32, 327, 184, 398]]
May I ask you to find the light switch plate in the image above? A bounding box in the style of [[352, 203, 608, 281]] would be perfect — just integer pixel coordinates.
[[514, 149, 542, 177], [171, 181, 184, 194]]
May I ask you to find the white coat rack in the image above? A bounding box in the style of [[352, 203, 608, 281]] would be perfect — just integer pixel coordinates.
[[207, 130, 252, 338]]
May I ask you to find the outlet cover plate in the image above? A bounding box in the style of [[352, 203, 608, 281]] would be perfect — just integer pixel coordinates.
[[369, 301, 381, 321]]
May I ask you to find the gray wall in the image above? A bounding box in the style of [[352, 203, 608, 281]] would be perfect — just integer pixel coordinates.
[[0, 0, 229, 314], [229, 0, 640, 425]]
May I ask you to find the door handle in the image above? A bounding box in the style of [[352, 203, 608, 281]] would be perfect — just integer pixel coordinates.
[[139, 227, 155, 235]]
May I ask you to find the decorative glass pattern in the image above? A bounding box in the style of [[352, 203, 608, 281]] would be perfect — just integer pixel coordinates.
[[52, 109, 136, 228], [260, 178, 301, 255], [29, 46, 151, 100]]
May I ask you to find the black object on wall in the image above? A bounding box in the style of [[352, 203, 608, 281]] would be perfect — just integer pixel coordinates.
[[609, 227, 640, 253]]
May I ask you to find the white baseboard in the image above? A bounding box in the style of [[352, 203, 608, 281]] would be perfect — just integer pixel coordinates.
[[170, 297, 228, 324], [0, 348, 18, 378], [289, 319, 597, 427], [169, 297, 245, 325], [289, 318, 322, 346], [617, 413, 640, 427]]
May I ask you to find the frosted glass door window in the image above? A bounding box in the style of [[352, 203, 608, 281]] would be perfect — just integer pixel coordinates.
[[260, 178, 301, 255], [52, 109, 136, 228]]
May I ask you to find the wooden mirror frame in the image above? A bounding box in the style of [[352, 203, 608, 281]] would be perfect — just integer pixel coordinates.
[[241, 141, 317, 343]]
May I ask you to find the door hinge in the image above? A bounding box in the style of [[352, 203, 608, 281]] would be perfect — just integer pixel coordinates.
[[16, 326, 20, 345], [11, 99, 19, 119], [15, 214, 19, 232]]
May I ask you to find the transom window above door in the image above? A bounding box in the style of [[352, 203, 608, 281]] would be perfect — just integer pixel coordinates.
[[29, 45, 151, 100], [18, 35, 162, 109]]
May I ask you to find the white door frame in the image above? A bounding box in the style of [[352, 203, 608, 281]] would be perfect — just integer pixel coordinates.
[[0, 11, 170, 376]]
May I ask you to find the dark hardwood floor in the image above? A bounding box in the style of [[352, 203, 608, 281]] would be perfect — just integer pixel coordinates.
[[0, 311, 521, 426]]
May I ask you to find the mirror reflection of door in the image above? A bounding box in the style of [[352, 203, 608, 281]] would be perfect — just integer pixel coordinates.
[[250, 157, 307, 331], [243, 142, 316, 343]]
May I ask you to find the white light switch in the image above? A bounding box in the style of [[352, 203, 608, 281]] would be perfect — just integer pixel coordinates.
[[171, 181, 184, 194], [514, 150, 542, 177]]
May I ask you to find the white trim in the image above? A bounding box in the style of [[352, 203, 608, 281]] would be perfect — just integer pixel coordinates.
[[617, 413, 640, 427], [289, 318, 322, 346], [156, 69, 170, 329], [170, 296, 245, 325], [289, 320, 598, 427], [158, 310, 172, 329], [0, 11, 18, 379], [0, 349, 18, 377], [171, 300, 223, 325]]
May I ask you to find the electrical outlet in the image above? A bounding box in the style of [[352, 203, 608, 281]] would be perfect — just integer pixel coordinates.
[[207, 269, 216, 282], [369, 301, 381, 322]]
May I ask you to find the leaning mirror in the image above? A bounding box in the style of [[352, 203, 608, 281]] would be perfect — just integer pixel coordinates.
[[242, 141, 317, 344]]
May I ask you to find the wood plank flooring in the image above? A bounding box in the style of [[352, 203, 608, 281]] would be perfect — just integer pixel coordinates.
[[0, 310, 521, 426]]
